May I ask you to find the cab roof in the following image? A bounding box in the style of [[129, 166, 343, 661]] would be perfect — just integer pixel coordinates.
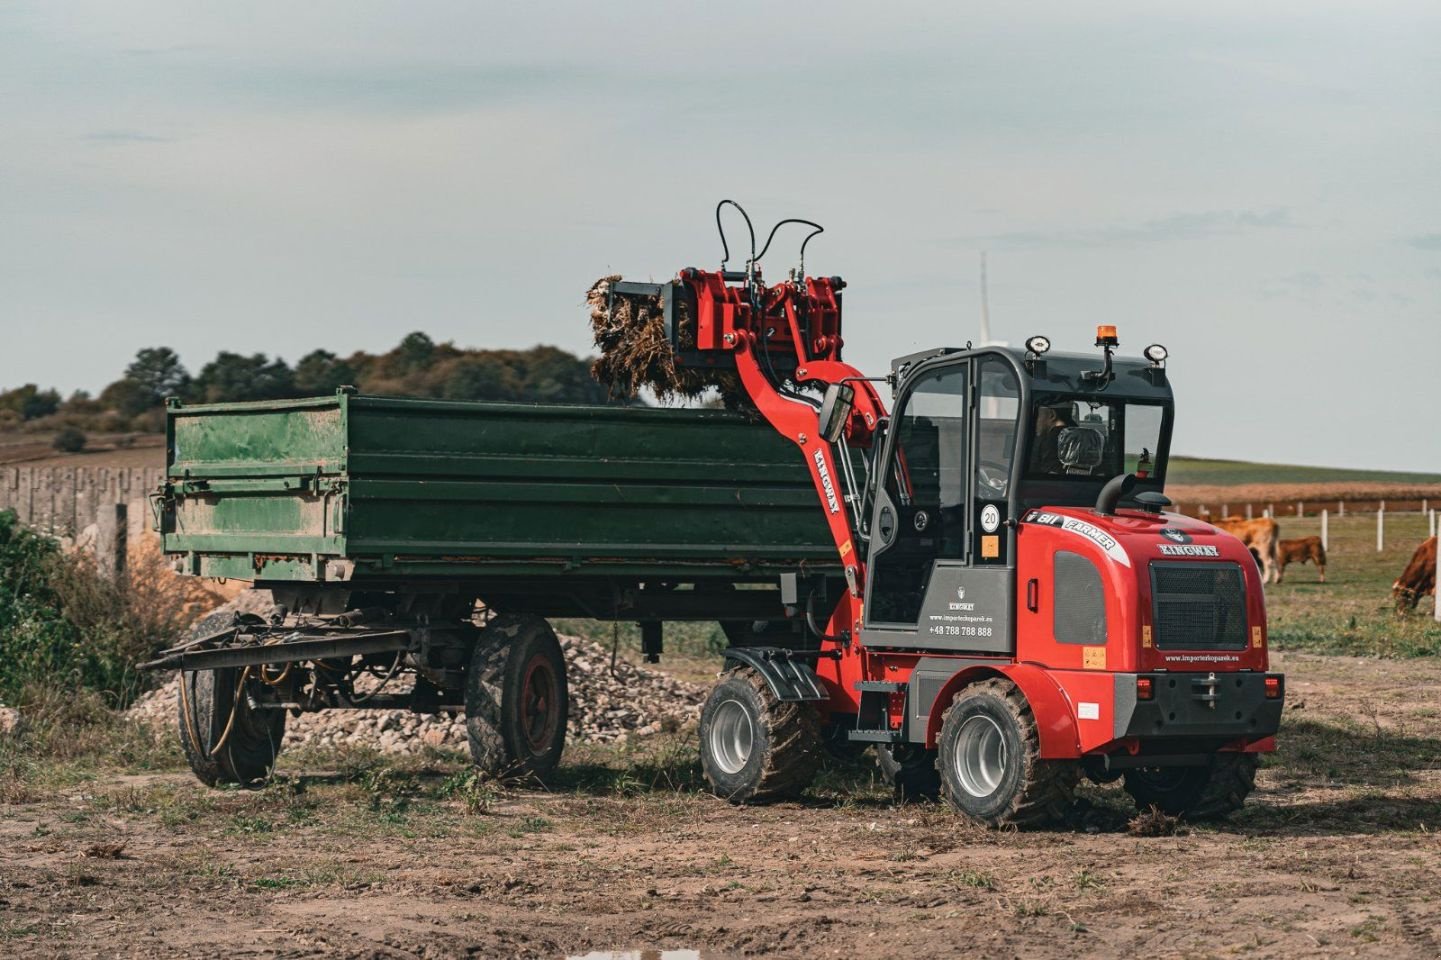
[[893, 344, 1173, 405]]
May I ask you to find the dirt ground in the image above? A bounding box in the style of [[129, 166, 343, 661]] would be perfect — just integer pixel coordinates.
[[3, 651, 1441, 959], [0, 432, 163, 468]]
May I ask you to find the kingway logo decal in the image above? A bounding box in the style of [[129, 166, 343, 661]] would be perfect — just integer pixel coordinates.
[[1159, 543, 1221, 557], [813, 449, 840, 514], [1024, 511, 1131, 567]]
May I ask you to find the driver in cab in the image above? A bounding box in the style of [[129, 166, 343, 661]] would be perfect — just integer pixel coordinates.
[[1031, 403, 1076, 475]]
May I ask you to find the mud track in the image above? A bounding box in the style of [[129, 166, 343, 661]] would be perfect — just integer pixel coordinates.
[[3, 651, 1441, 959]]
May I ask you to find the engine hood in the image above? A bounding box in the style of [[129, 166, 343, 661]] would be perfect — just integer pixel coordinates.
[[1019, 505, 1248, 569]]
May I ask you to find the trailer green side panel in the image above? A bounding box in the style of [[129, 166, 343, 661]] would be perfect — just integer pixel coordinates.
[[160, 392, 841, 582]]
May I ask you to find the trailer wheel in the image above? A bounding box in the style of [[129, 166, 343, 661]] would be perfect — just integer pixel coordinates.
[[876, 743, 942, 803], [1122, 753, 1258, 819], [465, 614, 568, 783], [699, 668, 821, 803], [176, 667, 285, 788], [936, 678, 1078, 827]]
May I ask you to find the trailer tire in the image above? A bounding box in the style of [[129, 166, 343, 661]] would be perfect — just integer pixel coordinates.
[[876, 743, 942, 803], [936, 678, 1078, 827], [176, 667, 285, 788], [465, 614, 568, 783], [1122, 753, 1258, 819], [699, 668, 821, 803]]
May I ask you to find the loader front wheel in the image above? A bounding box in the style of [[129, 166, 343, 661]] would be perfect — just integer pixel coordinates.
[[699, 668, 821, 802], [177, 667, 285, 788], [936, 679, 1078, 827], [1123, 753, 1258, 819], [465, 614, 568, 783]]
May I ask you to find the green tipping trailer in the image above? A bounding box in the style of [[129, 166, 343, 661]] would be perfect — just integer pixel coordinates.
[[159, 390, 844, 594], [148, 391, 845, 787]]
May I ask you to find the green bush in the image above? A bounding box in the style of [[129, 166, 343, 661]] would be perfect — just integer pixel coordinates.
[[51, 427, 87, 453], [0, 510, 177, 707]]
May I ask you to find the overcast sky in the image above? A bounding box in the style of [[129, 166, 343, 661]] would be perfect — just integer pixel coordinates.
[[2, 2, 1438, 470]]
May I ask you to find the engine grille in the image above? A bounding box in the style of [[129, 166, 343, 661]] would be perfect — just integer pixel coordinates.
[[1150, 562, 1247, 650]]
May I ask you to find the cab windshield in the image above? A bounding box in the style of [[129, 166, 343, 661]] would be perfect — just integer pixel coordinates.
[[1027, 394, 1166, 480]]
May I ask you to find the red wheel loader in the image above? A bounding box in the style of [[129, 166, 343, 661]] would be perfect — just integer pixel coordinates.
[[639, 203, 1285, 826]]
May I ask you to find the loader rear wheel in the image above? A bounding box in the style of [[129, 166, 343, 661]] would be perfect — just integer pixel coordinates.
[[465, 614, 568, 783], [177, 667, 285, 788], [1123, 753, 1258, 819], [876, 743, 942, 803], [699, 668, 821, 803], [936, 679, 1078, 827]]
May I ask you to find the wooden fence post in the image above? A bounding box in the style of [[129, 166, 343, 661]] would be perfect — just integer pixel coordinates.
[[95, 503, 128, 584], [1338, 500, 1345, 518], [1377, 506, 1385, 552], [1321, 509, 1328, 551], [1245, 504, 1253, 520]]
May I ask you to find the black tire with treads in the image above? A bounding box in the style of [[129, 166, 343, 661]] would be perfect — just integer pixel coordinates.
[[698, 667, 821, 803], [936, 678, 1078, 827], [876, 742, 942, 802], [176, 666, 285, 788], [1122, 753, 1258, 819], [465, 614, 568, 783]]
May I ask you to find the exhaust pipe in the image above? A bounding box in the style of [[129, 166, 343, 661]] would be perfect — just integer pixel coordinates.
[[1095, 473, 1137, 516]]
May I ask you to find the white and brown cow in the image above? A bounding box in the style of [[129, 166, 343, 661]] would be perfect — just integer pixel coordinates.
[[1212, 516, 1282, 584]]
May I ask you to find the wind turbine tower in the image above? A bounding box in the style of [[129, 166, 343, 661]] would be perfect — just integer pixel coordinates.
[[978, 252, 1005, 346]]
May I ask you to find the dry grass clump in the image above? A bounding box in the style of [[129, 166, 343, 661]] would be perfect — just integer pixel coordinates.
[[1127, 804, 1182, 837], [585, 276, 746, 407]]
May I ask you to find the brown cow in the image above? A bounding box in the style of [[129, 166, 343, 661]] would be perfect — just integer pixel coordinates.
[[1212, 516, 1282, 584], [1392, 537, 1437, 612], [1278, 536, 1327, 582]]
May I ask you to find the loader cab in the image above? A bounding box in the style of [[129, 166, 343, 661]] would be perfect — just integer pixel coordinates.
[[861, 342, 1174, 651]]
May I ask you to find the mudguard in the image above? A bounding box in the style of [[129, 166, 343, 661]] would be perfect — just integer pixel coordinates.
[[921, 663, 1081, 758], [722, 647, 827, 702]]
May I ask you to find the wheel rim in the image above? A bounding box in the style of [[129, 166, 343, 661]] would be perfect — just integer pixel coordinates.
[[954, 714, 1007, 798], [519, 654, 560, 752], [708, 699, 754, 775]]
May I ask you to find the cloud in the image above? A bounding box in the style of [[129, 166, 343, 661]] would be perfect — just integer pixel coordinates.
[[1406, 233, 1441, 250], [1257, 270, 1323, 300], [83, 130, 173, 144], [959, 208, 1301, 249]]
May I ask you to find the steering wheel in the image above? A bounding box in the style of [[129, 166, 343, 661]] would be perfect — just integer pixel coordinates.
[[976, 460, 1010, 496]]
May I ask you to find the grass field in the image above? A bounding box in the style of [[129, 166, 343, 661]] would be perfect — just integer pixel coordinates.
[[1259, 511, 1439, 657], [1168, 456, 1441, 487]]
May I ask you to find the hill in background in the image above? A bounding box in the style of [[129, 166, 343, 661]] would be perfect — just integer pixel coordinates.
[[1168, 456, 1441, 488]]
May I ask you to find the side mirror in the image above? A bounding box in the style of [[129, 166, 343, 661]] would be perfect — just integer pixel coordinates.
[[817, 383, 855, 443]]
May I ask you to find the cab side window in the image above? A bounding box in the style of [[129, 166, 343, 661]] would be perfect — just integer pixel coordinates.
[[975, 358, 1019, 497]]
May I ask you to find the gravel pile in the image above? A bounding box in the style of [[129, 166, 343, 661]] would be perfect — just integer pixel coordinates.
[[127, 598, 707, 755]]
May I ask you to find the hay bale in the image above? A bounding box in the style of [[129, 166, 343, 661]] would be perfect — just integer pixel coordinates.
[[586, 276, 746, 408]]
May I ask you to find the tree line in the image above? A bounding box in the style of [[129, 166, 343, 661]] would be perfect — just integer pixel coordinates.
[[0, 333, 611, 438]]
